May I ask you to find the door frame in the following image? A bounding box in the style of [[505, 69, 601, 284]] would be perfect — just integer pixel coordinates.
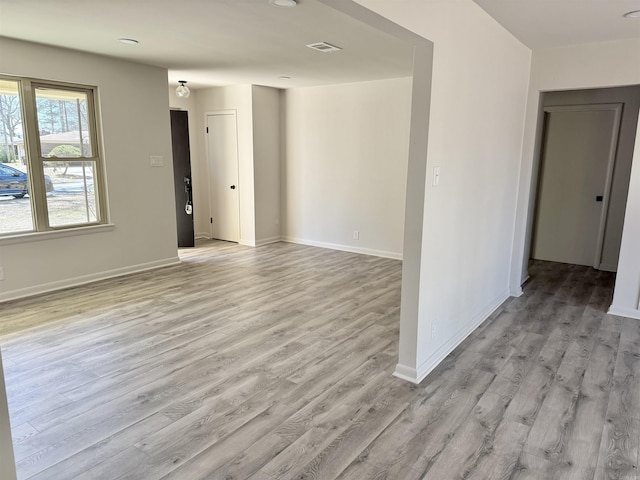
[[204, 110, 241, 242], [532, 103, 623, 270], [170, 109, 195, 248]]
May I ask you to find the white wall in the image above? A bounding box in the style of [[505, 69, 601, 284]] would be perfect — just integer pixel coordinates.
[[252, 86, 282, 245], [283, 77, 412, 259], [0, 350, 16, 480], [191, 85, 256, 245], [511, 38, 640, 319], [351, 0, 532, 382], [0, 38, 178, 302]]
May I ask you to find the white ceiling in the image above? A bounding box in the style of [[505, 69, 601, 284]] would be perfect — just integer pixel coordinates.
[[0, 0, 414, 89], [1, 0, 639, 90], [474, 0, 640, 49]]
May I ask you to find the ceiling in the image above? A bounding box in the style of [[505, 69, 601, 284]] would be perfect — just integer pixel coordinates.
[[474, 0, 640, 49], [0, 0, 414, 89], [0, 0, 639, 90]]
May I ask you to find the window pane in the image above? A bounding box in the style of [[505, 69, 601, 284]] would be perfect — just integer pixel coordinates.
[[45, 160, 98, 227], [0, 79, 34, 234], [35, 87, 93, 158]]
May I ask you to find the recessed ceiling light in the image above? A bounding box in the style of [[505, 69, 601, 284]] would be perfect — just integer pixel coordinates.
[[270, 0, 297, 7], [278, 76, 291, 80], [118, 38, 139, 45], [623, 10, 640, 18], [306, 42, 342, 53]]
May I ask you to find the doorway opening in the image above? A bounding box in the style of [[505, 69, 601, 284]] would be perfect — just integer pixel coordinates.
[[527, 85, 640, 277], [170, 109, 195, 248]]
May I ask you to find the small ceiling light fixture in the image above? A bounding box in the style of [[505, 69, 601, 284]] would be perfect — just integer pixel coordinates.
[[270, 0, 297, 7], [176, 81, 190, 98], [278, 76, 291, 80], [117, 38, 139, 45], [623, 9, 640, 18]]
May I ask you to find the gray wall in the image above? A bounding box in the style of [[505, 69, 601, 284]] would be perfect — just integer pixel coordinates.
[[0, 37, 178, 302]]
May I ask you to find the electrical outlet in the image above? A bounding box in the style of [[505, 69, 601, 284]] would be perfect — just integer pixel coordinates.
[[353, 230, 359, 240], [0, 267, 4, 281], [431, 323, 436, 339]]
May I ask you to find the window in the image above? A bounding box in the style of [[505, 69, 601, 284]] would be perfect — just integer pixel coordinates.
[[0, 76, 106, 236]]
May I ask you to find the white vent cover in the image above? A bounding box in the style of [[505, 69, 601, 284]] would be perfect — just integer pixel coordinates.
[[306, 42, 342, 53]]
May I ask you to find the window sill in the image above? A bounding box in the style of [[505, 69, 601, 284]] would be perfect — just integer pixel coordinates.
[[0, 224, 115, 246]]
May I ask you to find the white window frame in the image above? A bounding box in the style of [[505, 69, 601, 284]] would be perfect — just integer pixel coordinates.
[[0, 75, 108, 236]]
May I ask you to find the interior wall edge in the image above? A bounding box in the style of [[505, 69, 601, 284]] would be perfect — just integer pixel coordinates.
[[405, 288, 511, 384]]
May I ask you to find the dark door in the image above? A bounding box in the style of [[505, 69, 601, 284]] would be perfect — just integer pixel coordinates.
[[170, 110, 194, 247]]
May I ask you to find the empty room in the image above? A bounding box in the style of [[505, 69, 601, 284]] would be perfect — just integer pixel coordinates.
[[1, 1, 640, 479]]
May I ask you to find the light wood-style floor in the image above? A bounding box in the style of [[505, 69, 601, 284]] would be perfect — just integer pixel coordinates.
[[0, 240, 637, 479]]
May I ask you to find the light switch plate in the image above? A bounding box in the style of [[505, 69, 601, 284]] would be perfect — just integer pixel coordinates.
[[150, 156, 164, 167], [433, 166, 441, 186]]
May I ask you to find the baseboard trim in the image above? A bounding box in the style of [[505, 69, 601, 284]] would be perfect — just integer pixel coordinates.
[[393, 364, 419, 383], [509, 274, 529, 297], [608, 305, 640, 320], [195, 236, 279, 248], [255, 236, 282, 247], [510, 286, 524, 297], [282, 236, 402, 260], [394, 288, 510, 384], [0, 257, 181, 303], [598, 264, 617, 273]]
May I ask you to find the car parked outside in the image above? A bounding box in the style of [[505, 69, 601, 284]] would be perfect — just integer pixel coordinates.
[[0, 163, 54, 198]]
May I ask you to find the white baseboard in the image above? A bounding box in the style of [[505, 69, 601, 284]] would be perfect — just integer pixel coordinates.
[[599, 264, 617, 273], [255, 236, 282, 247], [393, 288, 510, 384], [0, 257, 181, 303], [196, 235, 280, 247], [509, 274, 529, 297], [393, 364, 419, 383], [282, 236, 402, 260], [608, 305, 640, 320]]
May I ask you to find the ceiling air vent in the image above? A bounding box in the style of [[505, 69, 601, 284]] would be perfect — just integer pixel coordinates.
[[306, 42, 342, 53]]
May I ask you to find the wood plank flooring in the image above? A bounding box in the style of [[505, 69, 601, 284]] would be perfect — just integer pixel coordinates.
[[0, 240, 638, 479]]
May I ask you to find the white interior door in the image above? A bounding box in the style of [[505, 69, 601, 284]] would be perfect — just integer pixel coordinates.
[[532, 105, 622, 268], [207, 112, 239, 242]]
